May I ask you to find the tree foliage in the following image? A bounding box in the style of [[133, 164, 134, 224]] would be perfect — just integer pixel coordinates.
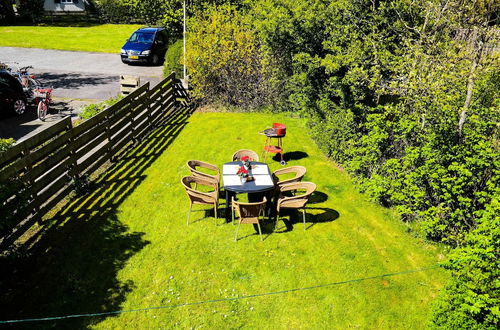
[[184, 0, 499, 327], [186, 4, 274, 108], [17, 0, 44, 23], [0, 0, 15, 25]]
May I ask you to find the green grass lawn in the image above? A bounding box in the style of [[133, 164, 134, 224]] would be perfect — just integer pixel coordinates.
[[0, 24, 143, 53], [0, 110, 448, 328]]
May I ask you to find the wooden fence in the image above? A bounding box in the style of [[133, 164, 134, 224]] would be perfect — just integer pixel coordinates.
[[0, 72, 185, 248]]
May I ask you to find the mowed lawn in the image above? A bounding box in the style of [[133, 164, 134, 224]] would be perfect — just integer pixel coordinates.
[[0, 24, 143, 53], [0, 112, 447, 328]]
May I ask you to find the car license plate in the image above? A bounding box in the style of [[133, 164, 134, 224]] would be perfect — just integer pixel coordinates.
[[128, 55, 139, 59]]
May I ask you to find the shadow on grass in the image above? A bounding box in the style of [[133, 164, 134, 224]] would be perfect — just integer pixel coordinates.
[[0, 102, 196, 328], [274, 190, 339, 233], [272, 151, 309, 163]]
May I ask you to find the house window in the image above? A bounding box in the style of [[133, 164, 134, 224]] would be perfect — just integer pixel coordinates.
[[61, 0, 73, 3]]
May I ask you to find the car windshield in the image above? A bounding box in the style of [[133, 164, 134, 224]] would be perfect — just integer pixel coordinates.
[[129, 32, 155, 44]]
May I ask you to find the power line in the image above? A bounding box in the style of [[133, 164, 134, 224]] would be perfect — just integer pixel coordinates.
[[0, 264, 441, 324]]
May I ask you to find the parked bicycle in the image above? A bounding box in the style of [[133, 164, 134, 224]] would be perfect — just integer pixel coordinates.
[[1, 62, 53, 120], [34, 88, 52, 121]]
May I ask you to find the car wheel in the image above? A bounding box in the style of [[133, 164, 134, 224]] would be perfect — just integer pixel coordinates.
[[13, 99, 26, 115], [151, 54, 160, 66]]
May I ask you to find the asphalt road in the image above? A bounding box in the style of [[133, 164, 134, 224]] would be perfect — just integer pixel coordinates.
[[0, 47, 164, 141]]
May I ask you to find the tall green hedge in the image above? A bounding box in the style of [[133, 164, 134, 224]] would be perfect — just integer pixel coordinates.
[[163, 39, 183, 78]]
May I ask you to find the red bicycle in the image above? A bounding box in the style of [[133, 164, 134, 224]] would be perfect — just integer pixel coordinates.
[[34, 88, 52, 121]]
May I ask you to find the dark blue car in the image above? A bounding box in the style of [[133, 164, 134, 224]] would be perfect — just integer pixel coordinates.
[[121, 28, 169, 65]]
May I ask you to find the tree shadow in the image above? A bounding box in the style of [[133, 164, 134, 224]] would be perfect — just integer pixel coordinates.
[[38, 72, 117, 90], [0, 99, 196, 328]]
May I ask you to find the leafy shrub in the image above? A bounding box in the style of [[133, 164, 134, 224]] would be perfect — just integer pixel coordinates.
[[16, 0, 44, 23], [0, 0, 16, 25], [0, 138, 14, 153], [0, 178, 29, 236], [163, 39, 183, 78], [431, 199, 500, 329], [79, 95, 123, 120], [93, 0, 136, 23], [73, 175, 92, 196], [186, 4, 276, 108]]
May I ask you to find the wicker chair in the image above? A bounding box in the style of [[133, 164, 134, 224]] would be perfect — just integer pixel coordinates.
[[232, 149, 259, 162], [232, 197, 267, 241], [272, 166, 306, 188], [276, 182, 316, 231], [187, 160, 220, 192], [181, 176, 219, 225]]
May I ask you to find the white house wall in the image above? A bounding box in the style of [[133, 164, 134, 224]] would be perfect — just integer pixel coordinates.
[[44, 0, 88, 12]]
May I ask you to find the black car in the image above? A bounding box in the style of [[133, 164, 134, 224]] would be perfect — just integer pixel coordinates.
[[120, 28, 169, 65], [0, 71, 27, 116]]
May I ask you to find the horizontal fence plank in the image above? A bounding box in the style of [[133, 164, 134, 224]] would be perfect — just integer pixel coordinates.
[[24, 145, 72, 184], [27, 130, 72, 166], [110, 133, 133, 157], [73, 121, 107, 151], [109, 119, 132, 141], [18, 117, 72, 152], [80, 151, 109, 177], [77, 145, 108, 171], [37, 184, 74, 218], [75, 131, 107, 160], [133, 119, 150, 141], [110, 128, 133, 151], [0, 117, 71, 169], [31, 157, 72, 193], [31, 172, 70, 211]]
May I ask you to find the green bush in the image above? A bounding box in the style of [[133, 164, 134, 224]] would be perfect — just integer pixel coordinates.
[[0, 138, 14, 153], [17, 0, 44, 23], [163, 39, 183, 78], [94, 0, 136, 23], [79, 95, 123, 120], [431, 199, 500, 329]]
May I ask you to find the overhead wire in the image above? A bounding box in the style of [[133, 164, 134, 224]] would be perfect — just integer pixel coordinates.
[[0, 263, 441, 324]]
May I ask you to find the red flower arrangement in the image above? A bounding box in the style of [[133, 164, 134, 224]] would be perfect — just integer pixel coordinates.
[[236, 165, 249, 178], [240, 155, 251, 167]]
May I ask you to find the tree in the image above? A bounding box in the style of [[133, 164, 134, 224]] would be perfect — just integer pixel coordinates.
[[17, 0, 45, 24], [0, 0, 15, 25]]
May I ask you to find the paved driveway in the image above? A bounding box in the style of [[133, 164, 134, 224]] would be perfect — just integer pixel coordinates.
[[0, 47, 164, 141]]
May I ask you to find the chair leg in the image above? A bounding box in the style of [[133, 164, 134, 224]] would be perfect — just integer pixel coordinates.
[[257, 222, 263, 241], [187, 203, 192, 225], [232, 205, 235, 225], [214, 203, 218, 226], [234, 222, 241, 242], [303, 208, 306, 231], [275, 209, 280, 231]]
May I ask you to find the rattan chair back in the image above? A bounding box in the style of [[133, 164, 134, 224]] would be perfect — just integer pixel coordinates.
[[277, 182, 316, 209], [232, 149, 260, 162], [181, 176, 218, 205], [273, 166, 306, 186], [187, 160, 220, 183], [232, 197, 267, 224]]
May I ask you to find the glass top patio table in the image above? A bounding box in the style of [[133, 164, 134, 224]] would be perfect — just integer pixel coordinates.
[[222, 161, 275, 222], [222, 161, 275, 193]]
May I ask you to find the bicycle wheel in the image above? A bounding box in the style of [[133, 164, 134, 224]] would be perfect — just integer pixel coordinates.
[[37, 101, 48, 121]]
